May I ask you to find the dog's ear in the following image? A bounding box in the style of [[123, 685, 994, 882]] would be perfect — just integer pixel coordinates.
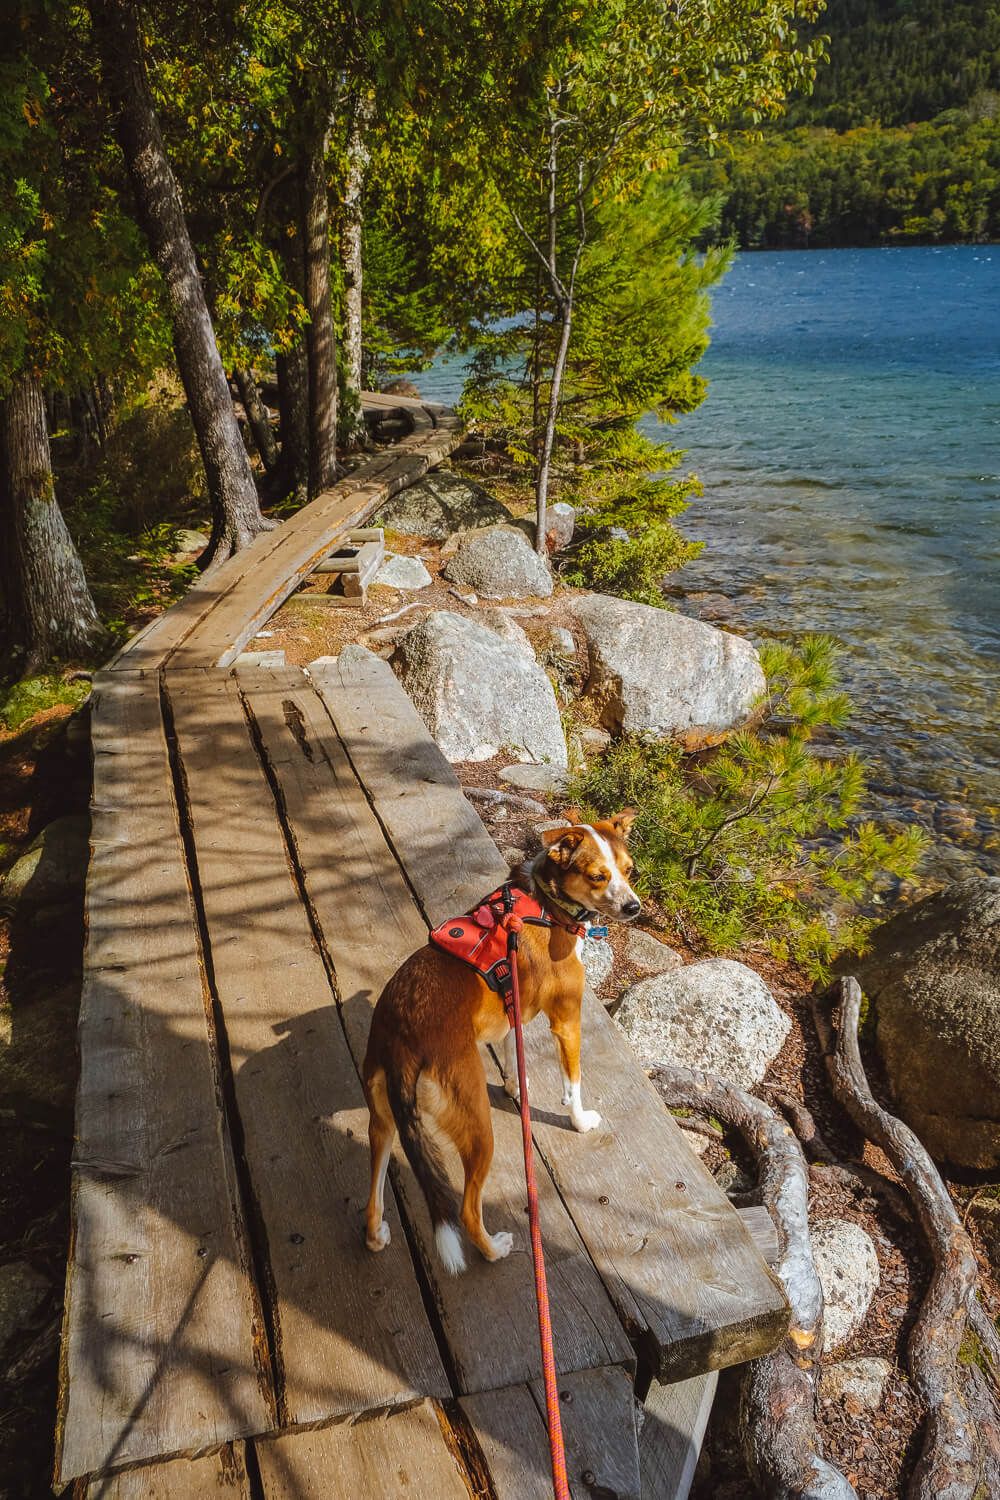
[[607, 808, 638, 840], [540, 826, 586, 866]]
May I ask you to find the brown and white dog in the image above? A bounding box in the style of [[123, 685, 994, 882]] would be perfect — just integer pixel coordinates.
[[362, 810, 641, 1274]]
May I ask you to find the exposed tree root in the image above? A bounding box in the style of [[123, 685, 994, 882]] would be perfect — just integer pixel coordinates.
[[814, 978, 986, 1500], [652, 1061, 858, 1499]]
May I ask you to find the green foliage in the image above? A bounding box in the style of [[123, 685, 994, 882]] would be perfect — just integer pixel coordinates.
[[568, 635, 928, 976], [691, 0, 1000, 247], [0, 675, 89, 733], [692, 115, 1000, 246]]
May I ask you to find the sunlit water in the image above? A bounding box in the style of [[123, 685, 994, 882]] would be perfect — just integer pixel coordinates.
[[414, 245, 1000, 880]]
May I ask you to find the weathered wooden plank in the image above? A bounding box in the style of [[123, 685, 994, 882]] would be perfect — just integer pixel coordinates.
[[308, 651, 505, 920], [83, 1444, 251, 1498], [253, 1402, 470, 1498], [462, 1367, 640, 1500], [58, 674, 271, 1486], [164, 669, 448, 1427], [314, 655, 790, 1381], [738, 1205, 780, 1268], [639, 1372, 717, 1500], [109, 400, 460, 673], [239, 666, 633, 1396], [168, 431, 459, 672]]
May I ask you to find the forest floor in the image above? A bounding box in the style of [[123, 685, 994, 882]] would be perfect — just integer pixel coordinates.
[[1, 447, 998, 1498]]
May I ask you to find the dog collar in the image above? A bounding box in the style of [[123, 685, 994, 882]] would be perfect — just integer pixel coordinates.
[[532, 871, 597, 933]]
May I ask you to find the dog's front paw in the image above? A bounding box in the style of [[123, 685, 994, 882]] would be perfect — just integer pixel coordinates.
[[484, 1230, 514, 1261], [366, 1220, 391, 1252], [571, 1109, 602, 1134]]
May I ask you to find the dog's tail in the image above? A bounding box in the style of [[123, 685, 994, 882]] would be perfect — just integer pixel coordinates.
[[386, 1068, 465, 1275]]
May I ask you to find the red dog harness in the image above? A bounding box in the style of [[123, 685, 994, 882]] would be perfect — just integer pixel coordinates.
[[429, 883, 589, 1005]]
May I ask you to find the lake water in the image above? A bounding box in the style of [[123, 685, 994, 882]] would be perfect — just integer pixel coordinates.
[[415, 245, 1000, 880]]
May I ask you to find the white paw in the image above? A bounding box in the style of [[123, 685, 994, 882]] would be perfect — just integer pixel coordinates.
[[485, 1230, 514, 1261], [504, 1072, 527, 1101], [572, 1109, 602, 1134], [561, 1085, 572, 1107], [367, 1220, 391, 1252]]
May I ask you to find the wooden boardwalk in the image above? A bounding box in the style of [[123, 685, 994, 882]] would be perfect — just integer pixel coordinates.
[[58, 396, 788, 1497]]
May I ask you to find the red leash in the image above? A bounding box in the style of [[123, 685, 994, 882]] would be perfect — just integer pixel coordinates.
[[505, 917, 571, 1500]]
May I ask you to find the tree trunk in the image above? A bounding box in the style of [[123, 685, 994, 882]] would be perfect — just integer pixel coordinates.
[[90, 0, 270, 567], [535, 298, 573, 554], [341, 95, 372, 444], [275, 347, 310, 508], [233, 367, 279, 475], [0, 371, 104, 671], [300, 123, 339, 494]]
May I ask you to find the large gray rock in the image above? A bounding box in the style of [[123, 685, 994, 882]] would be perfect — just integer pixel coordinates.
[[499, 763, 568, 795], [812, 1220, 880, 1353], [0, 1262, 49, 1356], [852, 878, 1000, 1168], [444, 526, 553, 600], [391, 612, 567, 765], [571, 593, 765, 747], [615, 958, 790, 1088], [374, 470, 512, 539], [580, 934, 614, 991], [0, 815, 90, 915]]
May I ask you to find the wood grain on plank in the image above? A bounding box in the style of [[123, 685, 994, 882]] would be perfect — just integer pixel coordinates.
[[58, 674, 271, 1486], [83, 1444, 251, 1498], [315, 657, 790, 1380], [639, 1372, 718, 1500], [164, 669, 447, 1426], [462, 1367, 640, 1500], [240, 666, 632, 1395], [253, 1403, 469, 1498], [308, 651, 504, 920]]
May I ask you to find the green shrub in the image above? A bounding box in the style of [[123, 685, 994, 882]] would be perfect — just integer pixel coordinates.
[[567, 635, 928, 977], [0, 675, 89, 733]]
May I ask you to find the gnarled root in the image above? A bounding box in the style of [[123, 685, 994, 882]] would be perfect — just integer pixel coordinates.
[[652, 1062, 857, 1499], [814, 978, 985, 1500]]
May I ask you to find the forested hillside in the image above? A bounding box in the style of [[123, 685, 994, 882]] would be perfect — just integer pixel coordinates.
[[693, 0, 1000, 246]]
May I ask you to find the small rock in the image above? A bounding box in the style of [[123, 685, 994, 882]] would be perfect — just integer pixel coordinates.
[[624, 930, 684, 976], [546, 502, 576, 552], [541, 624, 577, 658], [580, 934, 614, 990], [0, 815, 90, 915], [714, 1159, 754, 1196], [374, 470, 512, 539], [501, 847, 528, 867], [812, 1220, 880, 1353], [449, 588, 478, 605], [499, 764, 569, 795], [615, 959, 790, 1088], [173, 528, 209, 556], [679, 1128, 711, 1156], [578, 725, 611, 753], [820, 1357, 892, 1411], [444, 525, 553, 600], [374, 554, 433, 590], [0, 1262, 49, 1356], [609, 526, 630, 541]]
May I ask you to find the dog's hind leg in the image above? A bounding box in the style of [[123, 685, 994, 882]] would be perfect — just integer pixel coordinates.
[[364, 1068, 395, 1252], [502, 1026, 528, 1103], [448, 1064, 514, 1263]]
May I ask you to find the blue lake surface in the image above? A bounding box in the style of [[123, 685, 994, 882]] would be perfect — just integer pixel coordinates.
[[417, 244, 1000, 877]]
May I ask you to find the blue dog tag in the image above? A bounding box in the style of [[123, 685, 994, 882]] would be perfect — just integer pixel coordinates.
[[588, 925, 609, 939]]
